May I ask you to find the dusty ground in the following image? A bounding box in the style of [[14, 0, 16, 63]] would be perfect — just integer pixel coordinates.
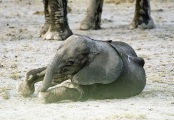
[[0, 0, 174, 120]]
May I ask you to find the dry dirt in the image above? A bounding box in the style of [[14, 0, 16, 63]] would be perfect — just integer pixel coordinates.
[[0, 0, 174, 120]]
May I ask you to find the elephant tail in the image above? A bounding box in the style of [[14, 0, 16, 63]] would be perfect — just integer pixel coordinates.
[[109, 41, 145, 67], [128, 55, 145, 67]]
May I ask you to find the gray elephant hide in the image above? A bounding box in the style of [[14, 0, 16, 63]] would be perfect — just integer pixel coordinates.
[[72, 38, 145, 92]]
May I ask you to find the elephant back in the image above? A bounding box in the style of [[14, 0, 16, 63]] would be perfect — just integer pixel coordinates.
[[109, 41, 146, 96]]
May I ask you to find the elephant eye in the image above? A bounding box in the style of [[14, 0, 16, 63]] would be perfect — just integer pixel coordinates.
[[66, 60, 74, 66], [81, 53, 88, 57]]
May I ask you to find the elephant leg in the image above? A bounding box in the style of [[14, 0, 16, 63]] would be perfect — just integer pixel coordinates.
[[43, 0, 73, 40], [17, 67, 47, 97], [39, 80, 83, 103], [129, 0, 155, 29], [80, 0, 104, 30], [40, 0, 50, 38], [17, 66, 69, 97]]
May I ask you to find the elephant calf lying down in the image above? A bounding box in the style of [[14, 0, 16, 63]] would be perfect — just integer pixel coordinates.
[[18, 35, 146, 103]]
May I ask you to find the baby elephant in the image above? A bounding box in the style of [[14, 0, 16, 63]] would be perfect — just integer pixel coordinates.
[[18, 35, 146, 103]]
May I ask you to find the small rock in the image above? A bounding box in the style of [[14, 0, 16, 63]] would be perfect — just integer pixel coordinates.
[[155, 9, 164, 12], [136, 47, 142, 50], [0, 64, 4, 68]]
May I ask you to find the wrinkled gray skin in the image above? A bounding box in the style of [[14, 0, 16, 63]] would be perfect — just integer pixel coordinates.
[[40, 0, 73, 40], [18, 35, 146, 103], [40, 0, 154, 40]]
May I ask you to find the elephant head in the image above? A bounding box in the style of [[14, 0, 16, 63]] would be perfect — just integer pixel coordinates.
[[38, 35, 123, 92]]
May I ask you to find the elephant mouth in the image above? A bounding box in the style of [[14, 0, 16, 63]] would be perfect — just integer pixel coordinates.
[[52, 74, 71, 84]]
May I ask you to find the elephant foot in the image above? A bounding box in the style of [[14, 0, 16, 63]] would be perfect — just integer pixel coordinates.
[[17, 67, 46, 97], [40, 0, 73, 41], [41, 26, 73, 41], [80, 16, 101, 30], [129, 17, 155, 29], [17, 80, 35, 97], [39, 91, 58, 104], [129, 0, 155, 29], [38, 86, 82, 103], [40, 23, 50, 38], [42, 27, 61, 40]]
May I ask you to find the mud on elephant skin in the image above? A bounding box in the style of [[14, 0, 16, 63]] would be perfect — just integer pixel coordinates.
[[40, 0, 155, 40], [18, 35, 146, 103]]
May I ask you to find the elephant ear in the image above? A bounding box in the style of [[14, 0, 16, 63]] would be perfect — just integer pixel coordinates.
[[72, 41, 123, 85]]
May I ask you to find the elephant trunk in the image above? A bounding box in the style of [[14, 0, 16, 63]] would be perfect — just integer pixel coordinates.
[[38, 56, 60, 92]]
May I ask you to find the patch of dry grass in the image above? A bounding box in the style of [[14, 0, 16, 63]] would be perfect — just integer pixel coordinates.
[[105, 113, 146, 120], [9, 73, 22, 80], [0, 87, 10, 99]]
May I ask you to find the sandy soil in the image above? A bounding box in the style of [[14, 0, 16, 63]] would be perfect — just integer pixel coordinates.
[[0, 0, 174, 120]]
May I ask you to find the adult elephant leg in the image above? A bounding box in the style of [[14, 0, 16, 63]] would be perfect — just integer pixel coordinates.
[[129, 0, 155, 29], [80, 0, 104, 30], [39, 80, 83, 103], [43, 0, 73, 40], [40, 0, 50, 38]]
